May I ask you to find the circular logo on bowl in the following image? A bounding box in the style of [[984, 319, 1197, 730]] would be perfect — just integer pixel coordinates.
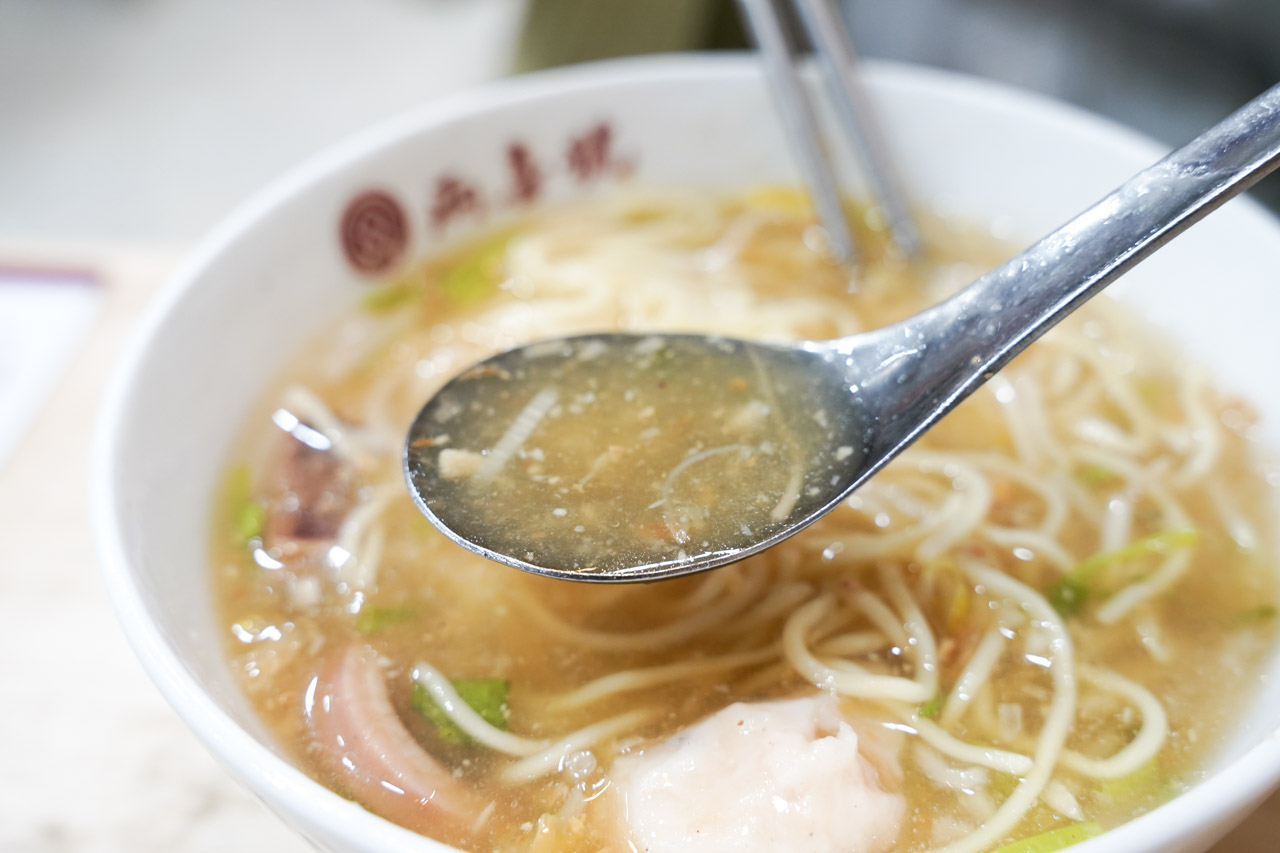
[[340, 190, 408, 276]]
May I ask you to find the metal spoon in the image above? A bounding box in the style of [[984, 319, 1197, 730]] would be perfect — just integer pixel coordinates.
[[405, 83, 1280, 583]]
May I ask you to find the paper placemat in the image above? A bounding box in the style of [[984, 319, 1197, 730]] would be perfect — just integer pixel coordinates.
[[0, 265, 104, 472]]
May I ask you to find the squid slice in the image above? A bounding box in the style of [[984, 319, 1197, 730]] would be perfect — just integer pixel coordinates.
[[307, 645, 482, 834]]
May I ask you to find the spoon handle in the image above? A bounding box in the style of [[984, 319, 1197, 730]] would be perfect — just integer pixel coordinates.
[[856, 83, 1280, 463]]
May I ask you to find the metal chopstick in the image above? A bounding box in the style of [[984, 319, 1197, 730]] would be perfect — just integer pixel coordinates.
[[735, 0, 921, 263], [792, 0, 921, 256], [736, 0, 859, 264]]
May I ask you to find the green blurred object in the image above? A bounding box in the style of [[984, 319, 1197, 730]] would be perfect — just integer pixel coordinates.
[[514, 0, 747, 73]]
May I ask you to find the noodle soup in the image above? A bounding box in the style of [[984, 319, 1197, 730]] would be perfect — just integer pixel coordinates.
[[213, 190, 1278, 853]]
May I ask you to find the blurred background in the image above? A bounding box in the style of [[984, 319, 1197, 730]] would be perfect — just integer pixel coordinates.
[[2, 0, 1276, 244]]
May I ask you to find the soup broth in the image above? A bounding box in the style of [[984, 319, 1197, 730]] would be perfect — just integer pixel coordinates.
[[407, 332, 867, 577], [213, 190, 1279, 853]]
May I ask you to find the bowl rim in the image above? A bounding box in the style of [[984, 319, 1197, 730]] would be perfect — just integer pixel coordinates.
[[92, 52, 1280, 853]]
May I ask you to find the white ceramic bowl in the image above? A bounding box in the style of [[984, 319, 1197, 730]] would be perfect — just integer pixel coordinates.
[[93, 55, 1280, 853]]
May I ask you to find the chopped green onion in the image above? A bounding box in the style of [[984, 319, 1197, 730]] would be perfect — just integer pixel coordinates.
[[1097, 758, 1167, 804], [989, 771, 1020, 800], [224, 465, 266, 545], [946, 581, 971, 630], [1048, 529, 1200, 618], [362, 280, 420, 313], [235, 502, 267, 544], [412, 678, 510, 746], [917, 695, 943, 719], [354, 606, 417, 635], [1229, 604, 1277, 627], [1076, 464, 1116, 485], [1049, 576, 1089, 620], [440, 230, 512, 305], [991, 822, 1103, 853]]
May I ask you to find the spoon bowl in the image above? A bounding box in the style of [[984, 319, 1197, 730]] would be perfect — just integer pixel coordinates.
[[405, 332, 868, 580], [406, 81, 1280, 581]]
